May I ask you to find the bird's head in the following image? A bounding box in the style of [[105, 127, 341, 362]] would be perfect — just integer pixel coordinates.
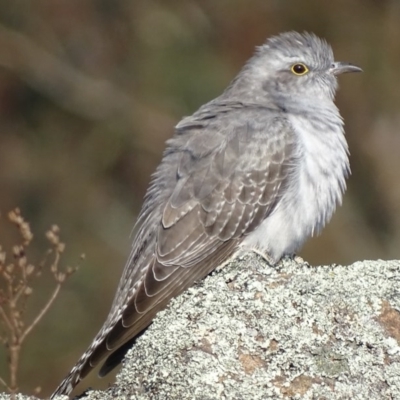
[[227, 32, 361, 107]]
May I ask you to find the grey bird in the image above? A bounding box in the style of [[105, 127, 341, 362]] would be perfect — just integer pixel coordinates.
[[51, 31, 361, 398]]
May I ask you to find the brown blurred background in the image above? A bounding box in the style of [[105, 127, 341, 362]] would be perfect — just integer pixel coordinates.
[[0, 0, 399, 397]]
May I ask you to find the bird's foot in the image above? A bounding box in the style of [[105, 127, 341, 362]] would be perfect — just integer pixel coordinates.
[[282, 254, 308, 266], [247, 248, 275, 265]]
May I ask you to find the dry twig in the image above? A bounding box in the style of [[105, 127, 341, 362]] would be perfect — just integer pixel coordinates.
[[0, 209, 81, 397]]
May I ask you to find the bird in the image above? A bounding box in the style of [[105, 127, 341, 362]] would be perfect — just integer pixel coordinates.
[[51, 31, 361, 398]]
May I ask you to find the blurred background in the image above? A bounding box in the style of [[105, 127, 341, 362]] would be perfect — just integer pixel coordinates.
[[0, 0, 399, 397]]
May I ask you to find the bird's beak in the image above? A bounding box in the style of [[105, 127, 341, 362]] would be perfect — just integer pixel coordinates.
[[330, 62, 362, 76]]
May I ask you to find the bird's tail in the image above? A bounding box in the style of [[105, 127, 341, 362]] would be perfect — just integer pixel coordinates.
[[50, 325, 115, 399], [50, 351, 91, 399]]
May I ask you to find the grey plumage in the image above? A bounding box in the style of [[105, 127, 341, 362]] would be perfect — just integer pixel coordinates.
[[51, 32, 361, 398]]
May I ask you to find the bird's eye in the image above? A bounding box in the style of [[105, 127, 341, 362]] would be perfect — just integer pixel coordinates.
[[291, 63, 309, 76]]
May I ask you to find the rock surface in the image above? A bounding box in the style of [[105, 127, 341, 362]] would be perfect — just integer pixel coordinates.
[[4, 254, 400, 399]]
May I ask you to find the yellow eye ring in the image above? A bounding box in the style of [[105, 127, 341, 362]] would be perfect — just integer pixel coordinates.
[[291, 63, 309, 75]]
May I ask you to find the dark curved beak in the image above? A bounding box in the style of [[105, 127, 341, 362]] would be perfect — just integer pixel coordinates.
[[330, 62, 362, 76]]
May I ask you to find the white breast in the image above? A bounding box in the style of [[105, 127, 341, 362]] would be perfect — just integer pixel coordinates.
[[241, 109, 349, 263]]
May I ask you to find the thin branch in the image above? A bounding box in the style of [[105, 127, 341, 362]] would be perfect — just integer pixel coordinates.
[[20, 283, 61, 344], [0, 305, 13, 332], [0, 209, 79, 393], [9, 343, 19, 394], [0, 375, 10, 391], [12, 281, 28, 306]]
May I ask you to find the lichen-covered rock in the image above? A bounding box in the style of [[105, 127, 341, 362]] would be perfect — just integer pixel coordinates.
[[12, 254, 400, 399]]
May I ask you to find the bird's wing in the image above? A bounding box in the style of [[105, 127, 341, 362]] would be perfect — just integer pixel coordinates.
[[51, 105, 298, 397]]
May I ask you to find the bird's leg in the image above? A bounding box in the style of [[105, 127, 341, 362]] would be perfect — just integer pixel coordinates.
[[237, 246, 276, 265], [251, 248, 276, 265]]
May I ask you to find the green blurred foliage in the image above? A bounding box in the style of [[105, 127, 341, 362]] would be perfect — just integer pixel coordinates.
[[0, 0, 399, 397]]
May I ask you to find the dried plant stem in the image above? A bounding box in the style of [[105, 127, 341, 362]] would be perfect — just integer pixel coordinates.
[[9, 343, 19, 394], [21, 283, 61, 342], [0, 305, 13, 332], [0, 375, 11, 390], [0, 209, 80, 395]]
